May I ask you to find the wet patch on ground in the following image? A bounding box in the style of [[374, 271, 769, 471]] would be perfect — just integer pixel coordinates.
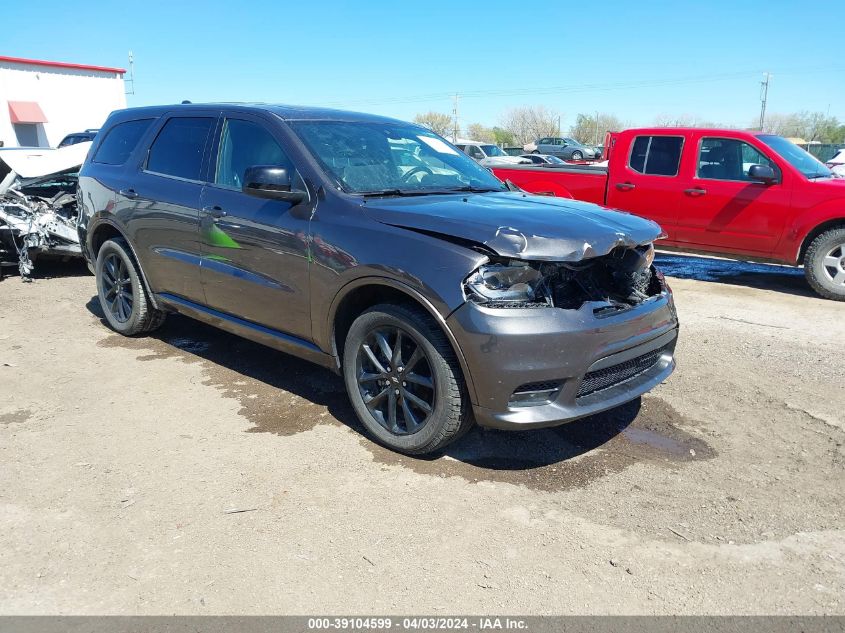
[[96, 309, 714, 491], [0, 409, 32, 425], [371, 396, 714, 491], [656, 253, 810, 296]]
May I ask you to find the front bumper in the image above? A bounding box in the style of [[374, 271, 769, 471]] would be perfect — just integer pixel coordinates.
[[447, 291, 679, 430]]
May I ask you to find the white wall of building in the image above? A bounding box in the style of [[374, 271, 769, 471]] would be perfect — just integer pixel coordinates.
[[0, 59, 126, 148]]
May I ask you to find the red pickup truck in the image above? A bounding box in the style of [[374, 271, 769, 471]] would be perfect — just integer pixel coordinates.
[[492, 128, 845, 300]]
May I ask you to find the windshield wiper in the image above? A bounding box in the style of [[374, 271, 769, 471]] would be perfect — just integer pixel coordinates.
[[359, 189, 432, 198], [436, 185, 504, 193]]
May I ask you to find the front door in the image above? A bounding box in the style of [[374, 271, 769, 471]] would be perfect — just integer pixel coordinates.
[[675, 136, 790, 256], [199, 115, 312, 341], [606, 134, 685, 242]]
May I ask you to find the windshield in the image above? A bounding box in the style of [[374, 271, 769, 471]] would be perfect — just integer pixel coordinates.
[[564, 138, 583, 146], [480, 144, 506, 157], [290, 121, 507, 194], [758, 135, 833, 179], [546, 155, 565, 164]]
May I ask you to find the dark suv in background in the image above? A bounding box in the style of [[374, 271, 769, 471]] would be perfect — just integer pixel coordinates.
[[78, 104, 678, 455]]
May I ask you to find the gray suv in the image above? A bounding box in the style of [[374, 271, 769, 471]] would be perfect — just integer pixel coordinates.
[[78, 103, 678, 455]]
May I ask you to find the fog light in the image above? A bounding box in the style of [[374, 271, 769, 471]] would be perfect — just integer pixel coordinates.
[[508, 381, 563, 407]]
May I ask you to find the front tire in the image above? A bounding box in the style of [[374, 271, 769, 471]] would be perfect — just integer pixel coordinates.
[[804, 228, 845, 301], [96, 239, 166, 335], [570, 150, 584, 161], [342, 304, 471, 455]]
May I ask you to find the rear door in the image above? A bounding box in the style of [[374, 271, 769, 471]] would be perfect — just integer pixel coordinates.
[[605, 133, 685, 241], [198, 112, 312, 340], [675, 135, 790, 255], [123, 111, 218, 303]]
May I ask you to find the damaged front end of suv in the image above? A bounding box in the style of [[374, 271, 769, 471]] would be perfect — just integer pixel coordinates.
[[463, 243, 665, 314]]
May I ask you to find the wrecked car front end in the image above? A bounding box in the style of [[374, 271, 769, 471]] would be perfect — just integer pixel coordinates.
[[449, 250, 677, 429], [0, 145, 87, 280], [364, 192, 679, 430]]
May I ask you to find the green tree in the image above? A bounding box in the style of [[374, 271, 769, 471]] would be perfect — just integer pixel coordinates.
[[569, 113, 624, 145], [413, 112, 453, 137], [467, 123, 496, 143]]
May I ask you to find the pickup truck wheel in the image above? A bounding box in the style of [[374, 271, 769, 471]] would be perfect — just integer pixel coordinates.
[[804, 228, 845, 301], [96, 239, 166, 335], [343, 304, 471, 455], [570, 150, 583, 161]]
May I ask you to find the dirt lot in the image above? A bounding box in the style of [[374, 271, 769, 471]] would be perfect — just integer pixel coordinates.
[[1, 255, 843, 615]]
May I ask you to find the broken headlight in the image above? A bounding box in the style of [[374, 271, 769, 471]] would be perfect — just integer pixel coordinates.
[[463, 260, 551, 307]]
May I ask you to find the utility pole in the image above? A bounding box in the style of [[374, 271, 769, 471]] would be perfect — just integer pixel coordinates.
[[452, 94, 459, 142], [125, 51, 135, 96], [557, 115, 561, 137], [594, 110, 599, 145], [758, 72, 770, 131]]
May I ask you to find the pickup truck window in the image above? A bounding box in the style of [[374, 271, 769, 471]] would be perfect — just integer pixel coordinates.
[[759, 134, 833, 179], [146, 117, 215, 182], [697, 138, 777, 181], [629, 136, 683, 176], [93, 119, 153, 166], [215, 118, 291, 189], [291, 121, 505, 194]]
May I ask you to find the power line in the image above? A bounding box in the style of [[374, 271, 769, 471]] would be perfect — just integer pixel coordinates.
[[322, 65, 845, 110]]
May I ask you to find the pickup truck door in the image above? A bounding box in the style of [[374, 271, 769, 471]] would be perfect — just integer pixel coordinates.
[[605, 134, 684, 242], [675, 136, 789, 256], [198, 113, 312, 340]]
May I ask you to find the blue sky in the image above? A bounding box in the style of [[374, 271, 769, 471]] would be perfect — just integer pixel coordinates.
[[6, 0, 844, 131]]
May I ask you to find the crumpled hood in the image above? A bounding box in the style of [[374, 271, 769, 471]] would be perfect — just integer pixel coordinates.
[[362, 191, 663, 261]]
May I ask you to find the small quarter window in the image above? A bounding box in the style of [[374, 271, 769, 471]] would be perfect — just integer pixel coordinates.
[[629, 135, 683, 176], [93, 119, 153, 166], [146, 117, 214, 181]]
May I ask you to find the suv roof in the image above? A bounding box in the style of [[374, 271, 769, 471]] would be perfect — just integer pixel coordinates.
[[104, 103, 410, 125]]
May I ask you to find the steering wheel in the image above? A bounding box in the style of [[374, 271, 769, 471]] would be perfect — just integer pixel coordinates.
[[401, 165, 433, 182]]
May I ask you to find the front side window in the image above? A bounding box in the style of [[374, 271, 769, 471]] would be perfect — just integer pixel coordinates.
[[629, 135, 683, 176], [146, 117, 214, 181], [93, 119, 153, 166], [467, 146, 484, 159], [290, 121, 506, 194], [697, 138, 777, 181], [215, 119, 291, 189]]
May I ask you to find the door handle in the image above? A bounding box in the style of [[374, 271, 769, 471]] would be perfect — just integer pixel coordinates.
[[615, 182, 635, 191], [119, 188, 138, 199], [201, 205, 227, 219], [684, 188, 707, 196]]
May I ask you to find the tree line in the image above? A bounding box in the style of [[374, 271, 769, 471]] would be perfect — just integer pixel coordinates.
[[413, 106, 845, 147]]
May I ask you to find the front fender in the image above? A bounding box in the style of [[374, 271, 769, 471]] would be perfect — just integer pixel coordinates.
[[777, 200, 845, 264]]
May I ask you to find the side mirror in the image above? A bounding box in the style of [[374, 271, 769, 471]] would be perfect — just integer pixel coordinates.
[[243, 165, 307, 204], [748, 164, 778, 184]]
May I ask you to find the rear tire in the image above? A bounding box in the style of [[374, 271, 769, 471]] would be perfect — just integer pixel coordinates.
[[804, 228, 845, 301], [342, 304, 471, 455], [95, 239, 166, 335]]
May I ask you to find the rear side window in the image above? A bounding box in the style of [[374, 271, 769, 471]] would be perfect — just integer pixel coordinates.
[[629, 135, 683, 176], [146, 117, 215, 181], [93, 119, 153, 166]]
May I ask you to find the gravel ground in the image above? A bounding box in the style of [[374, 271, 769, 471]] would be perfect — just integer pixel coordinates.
[[0, 255, 843, 615]]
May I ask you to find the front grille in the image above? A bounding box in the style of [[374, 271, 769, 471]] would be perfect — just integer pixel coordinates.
[[577, 345, 668, 399]]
